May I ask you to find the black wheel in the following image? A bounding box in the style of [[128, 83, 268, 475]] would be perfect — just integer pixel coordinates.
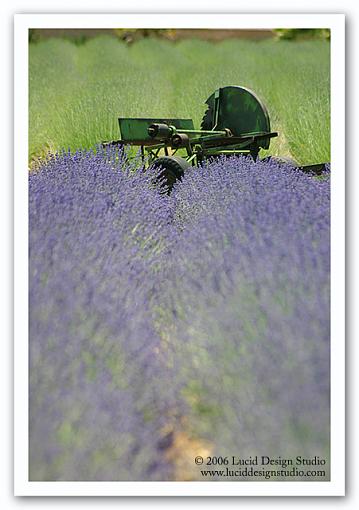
[[150, 156, 190, 192]]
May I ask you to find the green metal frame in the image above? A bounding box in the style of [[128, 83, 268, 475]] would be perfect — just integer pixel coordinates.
[[102, 86, 280, 166], [102, 86, 325, 174]]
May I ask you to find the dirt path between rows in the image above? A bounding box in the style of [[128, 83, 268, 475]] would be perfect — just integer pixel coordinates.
[[165, 427, 213, 481]]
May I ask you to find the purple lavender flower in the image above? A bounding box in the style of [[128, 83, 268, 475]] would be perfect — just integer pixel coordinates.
[[160, 156, 330, 480], [29, 147, 179, 481], [29, 151, 330, 481]]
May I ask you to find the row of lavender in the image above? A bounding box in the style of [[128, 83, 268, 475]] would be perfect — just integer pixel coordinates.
[[29, 149, 330, 480], [29, 149, 179, 480], [165, 158, 330, 479]]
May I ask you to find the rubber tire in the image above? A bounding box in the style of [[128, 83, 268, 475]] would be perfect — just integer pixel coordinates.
[[151, 156, 190, 192]]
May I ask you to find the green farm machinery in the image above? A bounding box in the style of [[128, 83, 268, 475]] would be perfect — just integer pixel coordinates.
[[103, 85, 326, 190]]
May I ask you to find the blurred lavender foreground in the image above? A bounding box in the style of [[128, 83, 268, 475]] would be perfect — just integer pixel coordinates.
[[29, 151, 330, 481], [29, 148, 178, 480], [165, 158, 330, 480]]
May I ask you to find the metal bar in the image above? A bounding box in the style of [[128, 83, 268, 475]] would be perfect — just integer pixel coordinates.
[[201, 132, 278, 149], [116, 139, 165, 147], [298, 163, 327, 175], [186, 154, 197, 165], [204, 149, 251, 155], [212, 88, 221, 130], [145, 143, 168, 151], [175, 129, 228, 136], [101, 140, 125, 147]]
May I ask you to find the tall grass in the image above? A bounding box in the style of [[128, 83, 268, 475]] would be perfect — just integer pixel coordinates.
[[29, 36, 330, 165]]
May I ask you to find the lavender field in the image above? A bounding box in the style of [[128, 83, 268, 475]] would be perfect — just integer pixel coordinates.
[[29, 149, 330, 481]]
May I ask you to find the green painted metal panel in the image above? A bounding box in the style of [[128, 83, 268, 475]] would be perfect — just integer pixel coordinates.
[[119, 118, 194, 143], [201, 86, 272, 149]]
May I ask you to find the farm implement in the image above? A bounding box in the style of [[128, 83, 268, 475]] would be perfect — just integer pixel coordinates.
[[103, 85, 327, 190]]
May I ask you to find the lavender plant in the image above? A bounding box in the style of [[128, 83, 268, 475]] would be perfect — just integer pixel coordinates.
[[29, 151, 330, 481], [160, 156, 330, 480], [29, 148, 180, 480]]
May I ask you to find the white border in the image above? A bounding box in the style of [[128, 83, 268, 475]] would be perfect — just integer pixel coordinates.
[[14, 13, 345, 497]]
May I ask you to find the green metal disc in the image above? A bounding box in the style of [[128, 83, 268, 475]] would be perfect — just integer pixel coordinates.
[[201, 86, 272, 149]]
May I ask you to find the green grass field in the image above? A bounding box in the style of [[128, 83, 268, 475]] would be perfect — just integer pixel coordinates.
[[29, 36, 330, 165]]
